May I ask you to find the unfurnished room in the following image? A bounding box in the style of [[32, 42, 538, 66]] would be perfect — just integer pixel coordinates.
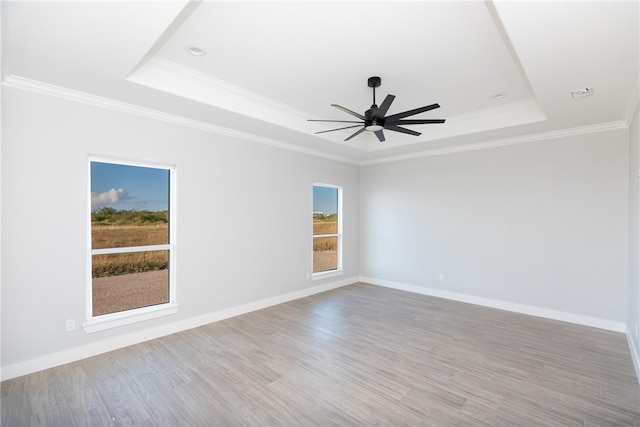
[[1, 1, 639, 425]]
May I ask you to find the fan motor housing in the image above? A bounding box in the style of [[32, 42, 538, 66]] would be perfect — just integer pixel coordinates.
[[364, 107, 384, 131]]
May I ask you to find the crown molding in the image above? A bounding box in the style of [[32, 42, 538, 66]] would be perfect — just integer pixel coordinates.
[[2, 75, 359, 165], [2, 75, 631, 168], [126, 57, 322, 143], [131, 57, 547, 154], [135, 57, 313, 120], [360, 97, 546, 154], [359, 121, 629, 166]]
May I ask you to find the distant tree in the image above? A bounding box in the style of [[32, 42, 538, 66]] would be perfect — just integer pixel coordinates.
[[325, 213, 337, 222], [313, 212, 337, 222], [91, 207, 118, 223], [91, 208, 168, 225]]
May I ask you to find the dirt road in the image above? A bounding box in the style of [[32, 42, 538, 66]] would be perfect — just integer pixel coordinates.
[[92, 270, 169, 316]]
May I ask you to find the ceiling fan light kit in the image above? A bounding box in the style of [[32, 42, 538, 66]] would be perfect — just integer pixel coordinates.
[[309, 76, 446, 142]]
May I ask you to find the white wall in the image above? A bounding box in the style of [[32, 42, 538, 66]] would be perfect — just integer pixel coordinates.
[[360, 130, 629, 328], [628, 100, 640, 376], [1, 87, 359, 378], [2, 83, 636, 379]]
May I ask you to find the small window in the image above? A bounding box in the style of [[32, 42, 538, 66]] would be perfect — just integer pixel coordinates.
[[88, 159, 175, 320], [313, 184, 342, 274]]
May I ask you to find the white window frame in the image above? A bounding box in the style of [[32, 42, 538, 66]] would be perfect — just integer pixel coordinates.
[[83, 157, 178, 333], [312, 183, 343, 280]]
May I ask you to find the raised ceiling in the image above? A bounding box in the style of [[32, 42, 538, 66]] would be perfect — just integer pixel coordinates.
[[3, 1, 638, 164]]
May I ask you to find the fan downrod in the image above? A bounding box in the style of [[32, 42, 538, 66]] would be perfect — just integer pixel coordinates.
[[368, 76, 381, 106]]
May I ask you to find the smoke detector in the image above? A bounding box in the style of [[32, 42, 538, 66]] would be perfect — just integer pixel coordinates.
[[571, 87, 594, 99]]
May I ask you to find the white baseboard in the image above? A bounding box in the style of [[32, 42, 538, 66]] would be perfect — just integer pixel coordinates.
[[1, 277, 356, 381], [3, 276, 628, 382], [360, 276, 627, 333], [627, 333, 640, 383]]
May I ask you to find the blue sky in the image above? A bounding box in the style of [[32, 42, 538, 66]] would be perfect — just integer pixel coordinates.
[[313, 186, 338, 215], [91, 162, 169, 211]]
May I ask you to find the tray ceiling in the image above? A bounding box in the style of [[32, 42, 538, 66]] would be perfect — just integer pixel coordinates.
[[4, 1, 638, 163]]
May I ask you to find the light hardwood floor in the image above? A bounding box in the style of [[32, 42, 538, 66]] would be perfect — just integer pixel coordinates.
[[2, 283, 639, 426]]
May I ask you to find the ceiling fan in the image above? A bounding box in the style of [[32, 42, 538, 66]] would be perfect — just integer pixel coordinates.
[[308, 76, 445, 142]]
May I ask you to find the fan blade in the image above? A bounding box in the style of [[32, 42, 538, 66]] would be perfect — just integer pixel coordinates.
[[395, 119, 446, 125], [374, 130, 386, 142], [332, 104, 366, 120], [384, 124, 422, 137], [373, 94, 396, 120], [385, 103, 440, 122], [345, 127, 366, 141], [308, 119, 364, 123], [315, 124, 363, 135]]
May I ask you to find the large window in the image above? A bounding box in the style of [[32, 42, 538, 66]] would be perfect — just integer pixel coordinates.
[[313, 184, 342, 275], [88, 159, 175, 323]]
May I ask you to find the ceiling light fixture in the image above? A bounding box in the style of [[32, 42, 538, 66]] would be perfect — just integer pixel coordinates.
[[186, 46, 206, 57], [365, 124, 384, 132]]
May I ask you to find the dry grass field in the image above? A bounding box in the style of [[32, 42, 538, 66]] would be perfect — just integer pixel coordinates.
[[92, 219, 339, 314], [313, 220, 337, 235], [313, 220, 338, 273], [92, 224, 169, 315], [92, 225, 168, 277], [92, 224, 168, 249], [313, 250, 337, 273]]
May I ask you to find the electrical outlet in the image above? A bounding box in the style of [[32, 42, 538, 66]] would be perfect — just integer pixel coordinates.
[[438, 273, 445, 281], [65, 319, 75, 331]]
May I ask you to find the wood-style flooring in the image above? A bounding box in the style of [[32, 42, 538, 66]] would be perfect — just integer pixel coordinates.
[[2, 282, 639, 426]]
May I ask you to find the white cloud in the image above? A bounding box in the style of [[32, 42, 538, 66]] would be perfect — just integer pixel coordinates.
[[91, 188, 129, 209]]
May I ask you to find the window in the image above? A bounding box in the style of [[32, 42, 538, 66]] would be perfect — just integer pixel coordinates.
[[87, 159, 176, 329], [312, 184, 342, 276]]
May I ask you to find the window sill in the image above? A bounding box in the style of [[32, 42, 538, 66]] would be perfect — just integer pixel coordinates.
[[312, 269, 344, 281], [82, 303, 179, 333]]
